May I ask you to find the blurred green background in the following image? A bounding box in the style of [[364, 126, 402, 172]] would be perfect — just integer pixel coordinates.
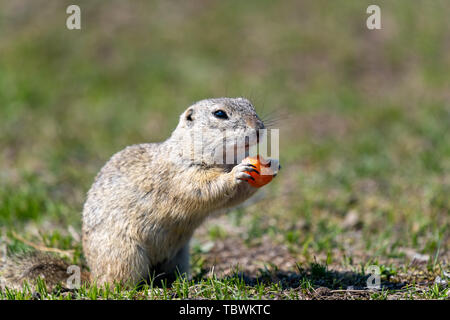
[[0, 0, 449, 290]]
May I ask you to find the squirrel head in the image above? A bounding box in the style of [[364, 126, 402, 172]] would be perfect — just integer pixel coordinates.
[[170, 97, 265, 166]]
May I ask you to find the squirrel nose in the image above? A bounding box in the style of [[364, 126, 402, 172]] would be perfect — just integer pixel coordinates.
[[246, 116, 265, 143], [246, 117, 265, 130]]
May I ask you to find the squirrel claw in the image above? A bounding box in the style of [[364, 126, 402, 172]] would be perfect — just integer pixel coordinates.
[[236, 172, 255, 182], [245, 168, 260, 175], [233, 163, 259, 183]]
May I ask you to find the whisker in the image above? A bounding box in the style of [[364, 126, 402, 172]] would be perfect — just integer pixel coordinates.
[[260, 109, 280, 122], [260, 110, 290, 128]]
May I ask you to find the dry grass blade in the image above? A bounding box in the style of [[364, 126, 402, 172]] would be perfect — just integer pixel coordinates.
[[11, 231, 75, 259]]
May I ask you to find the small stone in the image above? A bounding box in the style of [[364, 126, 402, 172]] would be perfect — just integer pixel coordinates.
[[434, 276, 448, 286]]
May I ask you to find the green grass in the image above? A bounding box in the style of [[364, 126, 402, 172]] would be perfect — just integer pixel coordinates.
[[0, 0, 449, 299], [1, 262, 448, 300]]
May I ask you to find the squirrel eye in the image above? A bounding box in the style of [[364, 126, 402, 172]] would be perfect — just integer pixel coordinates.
[[213, 110, 229, 119]]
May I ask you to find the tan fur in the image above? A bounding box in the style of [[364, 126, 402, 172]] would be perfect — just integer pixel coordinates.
[[1, 97, 266, 289]]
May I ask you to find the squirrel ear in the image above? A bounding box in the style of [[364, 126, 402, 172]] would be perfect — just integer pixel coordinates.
[[185, 108, 194, 123]]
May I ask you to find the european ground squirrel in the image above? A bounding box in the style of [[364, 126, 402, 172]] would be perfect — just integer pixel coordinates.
[[0, 97, 279, 289]]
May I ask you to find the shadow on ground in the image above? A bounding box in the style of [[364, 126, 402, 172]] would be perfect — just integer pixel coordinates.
[[193, 264, 408, 299]]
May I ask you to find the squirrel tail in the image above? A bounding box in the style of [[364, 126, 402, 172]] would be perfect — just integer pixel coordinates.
[[0, 251, 89, 291]]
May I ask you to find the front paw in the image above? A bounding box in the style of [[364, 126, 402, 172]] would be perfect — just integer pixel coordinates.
[[231, 162, 260, 183]]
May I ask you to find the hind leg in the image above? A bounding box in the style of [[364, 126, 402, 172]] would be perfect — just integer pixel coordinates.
[[90, 238, 152, 287]]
